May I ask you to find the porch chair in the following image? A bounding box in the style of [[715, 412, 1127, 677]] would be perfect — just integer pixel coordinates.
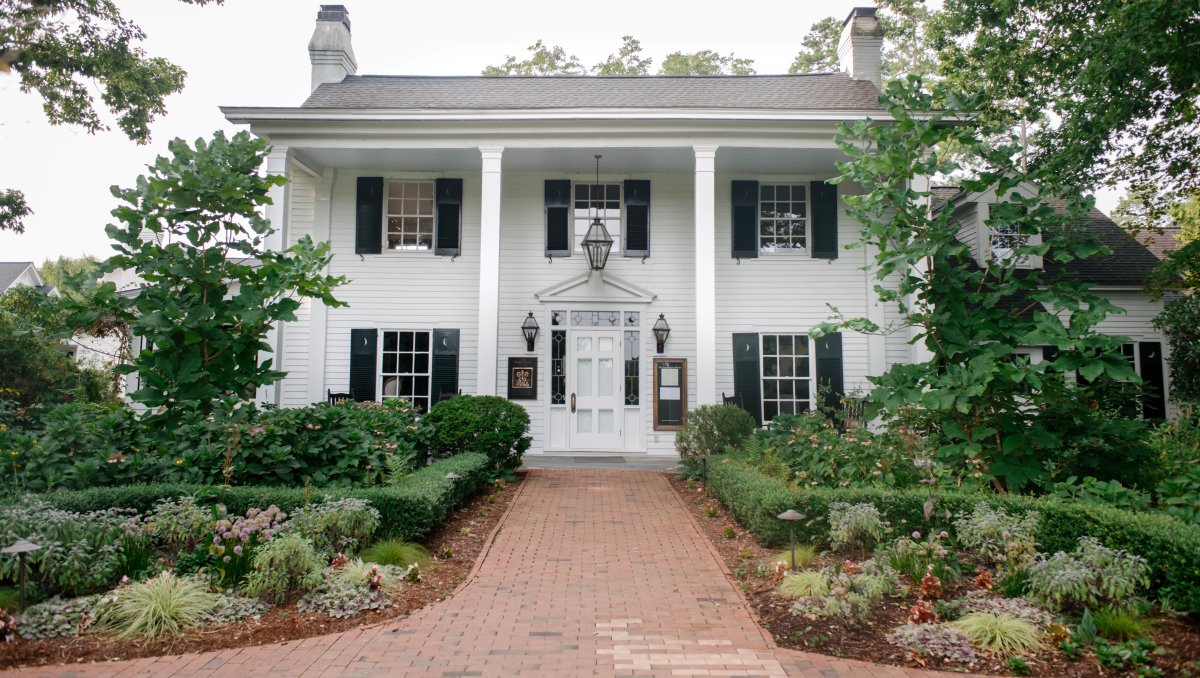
[[327, 389, 352, 404]]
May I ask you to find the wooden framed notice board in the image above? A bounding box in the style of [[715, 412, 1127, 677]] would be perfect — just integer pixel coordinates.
[[653, 358, 687, 430]]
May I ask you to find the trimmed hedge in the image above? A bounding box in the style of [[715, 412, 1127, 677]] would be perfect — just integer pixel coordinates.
[[36, 453, 492, 541], [707, 456, 1200, 613]]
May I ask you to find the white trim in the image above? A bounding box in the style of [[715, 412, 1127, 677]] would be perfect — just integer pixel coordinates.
[[306, 171, 335, 404], [222, 106, 892, 124], [534, 271, 657, 304]]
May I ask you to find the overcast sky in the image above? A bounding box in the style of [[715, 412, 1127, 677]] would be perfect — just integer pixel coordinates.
[[0, 0, 1115, 265]]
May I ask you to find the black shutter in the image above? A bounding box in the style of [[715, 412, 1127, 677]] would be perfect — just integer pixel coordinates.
[[815, 332, 844, 412], [1138, 341, 1166, 420], [434, 178, 462, 256], [623, 179, 651, 257], [731, 180, 759, 259], [355, 177, 383, 255], [732, 333, 762, 425], [349, 329, 377, 402], [810, 180, 839, 259], [431, 329, 460, 406], [545, 180, 571, 257]]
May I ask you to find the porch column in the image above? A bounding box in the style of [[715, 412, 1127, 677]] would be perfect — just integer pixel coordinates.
[[477, 147, 505, 395], [909, 171, 935, 364], [264, 146, 291, 406], [694, 145, 718, 405]]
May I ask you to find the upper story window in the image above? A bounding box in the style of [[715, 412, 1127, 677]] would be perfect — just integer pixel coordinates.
[[574, 183, 622, 253], [381, 330, 431, 411], [760, 184, 808, 253], [386, 181, 435, 251], [987, 203, 1031, 263], [761, 333, 814, 421]]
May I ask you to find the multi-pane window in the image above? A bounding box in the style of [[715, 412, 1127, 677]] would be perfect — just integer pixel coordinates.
[[574, 183, 622, 253], [989, 222, 1026, 261], [761, 334, 813, 422], [380, 330, 431, 411], [386, 181, 435, 251], [760, 185, 807, 253]]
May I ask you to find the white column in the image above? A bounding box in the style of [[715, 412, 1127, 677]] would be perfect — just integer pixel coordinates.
[[477, 147, 505, 395], [864, 240, 888, 378], [307, 170, 335, 404], [909, 172, 935, 364], [264, 146, 292, 252], [694, 146, 718, 406]]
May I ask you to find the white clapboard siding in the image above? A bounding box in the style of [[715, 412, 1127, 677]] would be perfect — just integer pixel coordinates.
[[714, 177, 875, 400], [1089, 290, 1176, 416], [322, 172, 482, 398]]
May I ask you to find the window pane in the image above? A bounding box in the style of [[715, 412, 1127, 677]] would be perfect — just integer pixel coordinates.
[[763, 336, 778, 356], [415, 333, 429, 352], [414, 354, 429, 374], [763, 402, 778, 422], [399, 332, 414, 351], [382, 376, 398, 397], [383, 354, 398, 374], [598, 409, 614, 433], [414, 376, 429, 397], [383, 331, 398, 352], [577, 336, 592, 351], [598, 358, 613, 397], [419, 182, 433, 198], [763, 380, 778, 399], [779, 335, 794, 355], [763, 357, 778, 377], [780, 357, 794, 377], [399, 354, 413, 374], [577, 358, 592, 396], [761, 185, 774, 200], [577, 409, 592, 433], [780, 400, 795, 415]]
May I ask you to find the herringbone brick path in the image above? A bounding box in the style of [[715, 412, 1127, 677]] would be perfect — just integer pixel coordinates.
[[7, 470, 963, 677]]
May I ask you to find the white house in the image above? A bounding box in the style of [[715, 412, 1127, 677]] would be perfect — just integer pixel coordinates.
[[221, 5, 1174, 456], [0, 262, 48, 294]]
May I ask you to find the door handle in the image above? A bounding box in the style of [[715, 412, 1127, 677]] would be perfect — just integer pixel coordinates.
[[570, 393, 576, 413]]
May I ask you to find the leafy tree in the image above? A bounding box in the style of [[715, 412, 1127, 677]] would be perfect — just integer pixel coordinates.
[[38, 255, 100, 298], [933, 0, 1200, 221], [76, 131, 347, 423], [593, 36, 651, 76], [822, 78, 1137, 493], [0, 286, 116, 408], [658, 50, 754, 76], [0, 0, 223, 233], [482, 40, 586, 76], [1154, 296, 1200, 406], [788, 17, 841, 75]]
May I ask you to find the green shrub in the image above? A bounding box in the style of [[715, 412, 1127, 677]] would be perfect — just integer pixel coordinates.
[[883, 531, 960, 583], [1157, 466, 1200, 525], [772, 545, 817, 570], [16, 595, 97, 640], [954, 503, 1039, 572], [1026, 537, 1149, 612], [93, 572, 216, 639], [749, 411, 920, 488], [0, 498, 144, 598], [242, 534, 324, 604], [425, 396, 531, 472], [950, 612, 1041, 654], [828, 502, 885, 554], [360, 540, 431, 569], [334, 558, 410, 595], [788, 563, 899, 622], [674, 404, 756, 478], [146, 496, 211, 551], [286, 497, 380, 555], [1049, 476, 1152, 512], [706, 456, 1200, 612], [39, 453, 492, 541]]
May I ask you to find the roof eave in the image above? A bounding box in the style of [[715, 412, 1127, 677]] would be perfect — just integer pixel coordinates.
[[220, 106, 898, 125]]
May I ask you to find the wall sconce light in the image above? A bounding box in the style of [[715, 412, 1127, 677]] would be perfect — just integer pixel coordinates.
[[521, 311, 540, 352], [653, 313, 671, 354]]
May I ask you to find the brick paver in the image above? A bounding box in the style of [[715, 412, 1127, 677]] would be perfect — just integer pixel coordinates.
[[7, 470, 962, 677]]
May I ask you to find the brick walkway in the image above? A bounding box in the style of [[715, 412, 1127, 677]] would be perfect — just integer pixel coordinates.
[[8, 470, 957, 677]]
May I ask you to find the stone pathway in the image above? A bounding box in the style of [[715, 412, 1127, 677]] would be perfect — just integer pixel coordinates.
[[8, 470, 957, 677]]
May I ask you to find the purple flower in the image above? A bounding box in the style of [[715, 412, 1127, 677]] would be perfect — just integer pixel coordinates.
[[223, 555, 232, 563], [912, 531, 921, 539], [233, 545, 243, 556], [213, 535, 222, 545]]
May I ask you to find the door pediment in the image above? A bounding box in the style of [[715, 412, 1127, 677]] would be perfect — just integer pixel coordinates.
[[534, 271, 656, 305]]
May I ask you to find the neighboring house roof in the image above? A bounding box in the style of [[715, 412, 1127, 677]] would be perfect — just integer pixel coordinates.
[[0, 261, 42, 292], [300, 74, 886, 112]]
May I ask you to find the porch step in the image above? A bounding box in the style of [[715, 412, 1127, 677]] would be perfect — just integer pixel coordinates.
[[521, 454, 680, 472]]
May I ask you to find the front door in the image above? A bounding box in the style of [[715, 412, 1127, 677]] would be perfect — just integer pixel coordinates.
[[569, 329, 623, 449]]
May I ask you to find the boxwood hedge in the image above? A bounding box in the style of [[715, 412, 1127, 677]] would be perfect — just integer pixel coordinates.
[[707, 456, 1200, 613], [35, 453, 492, 541]]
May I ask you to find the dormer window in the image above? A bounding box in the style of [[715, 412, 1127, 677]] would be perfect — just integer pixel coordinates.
[[989, 221, 1026, 262]]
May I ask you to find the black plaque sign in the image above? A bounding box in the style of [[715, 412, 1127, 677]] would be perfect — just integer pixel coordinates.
[[507, 357, 538, 400], [653, 358, 687, 430]]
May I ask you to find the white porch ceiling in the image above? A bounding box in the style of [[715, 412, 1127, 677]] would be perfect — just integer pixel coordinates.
[[292, 146, 849, 175]]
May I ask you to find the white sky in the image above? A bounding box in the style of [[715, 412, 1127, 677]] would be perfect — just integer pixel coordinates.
[[0, 0, 1118, 264]]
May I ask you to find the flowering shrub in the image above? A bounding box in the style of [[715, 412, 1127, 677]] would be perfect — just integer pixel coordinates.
[[828, 502, 886, 554], [886, 623, 977, 664], [1027, 537, 1149, 612], [196, 505, 288, 590], [953, 503, 1039, 573], [752, 412, 920, 488], [15, 596, 97, 640]]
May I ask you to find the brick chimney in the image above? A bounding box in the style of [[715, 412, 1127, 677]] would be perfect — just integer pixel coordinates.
[[308, 5, 357, 94], [838, 7, 884, 90]]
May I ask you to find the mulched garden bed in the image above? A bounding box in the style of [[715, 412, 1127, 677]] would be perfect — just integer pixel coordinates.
[[667, 473, 1200, 677], [0, 474, 524, 670]]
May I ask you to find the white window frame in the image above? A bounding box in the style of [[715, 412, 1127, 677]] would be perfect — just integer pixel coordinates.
[[760, 333, 816, 422], [759, 184, 808, 254], [572, 181, 622, 254], [378, 329, 433, 412], [984, 202, 1041, 269], [384, 179, 436, 252]]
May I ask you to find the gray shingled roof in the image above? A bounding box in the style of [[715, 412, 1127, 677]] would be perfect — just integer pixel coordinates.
[[1042, 200, 1168, 286], [0, 262, 35, 291], [301, 74, 885, 111]]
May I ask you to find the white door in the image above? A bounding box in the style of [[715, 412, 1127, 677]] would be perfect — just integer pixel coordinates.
[[569, 329, 623, 449]]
